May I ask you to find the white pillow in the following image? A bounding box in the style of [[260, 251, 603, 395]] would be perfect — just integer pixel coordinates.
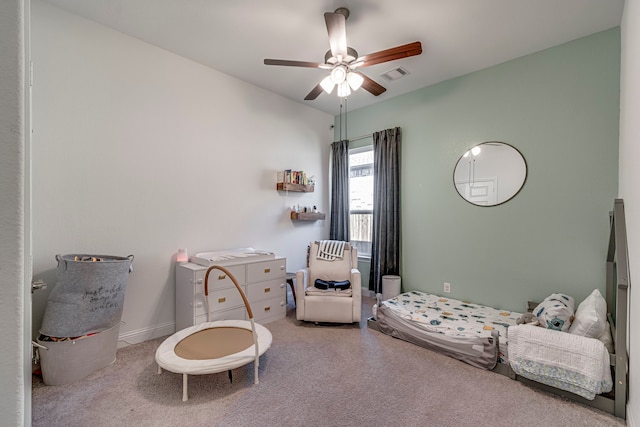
[[569, 289, 607, 338], [533, 293, 575, 332]]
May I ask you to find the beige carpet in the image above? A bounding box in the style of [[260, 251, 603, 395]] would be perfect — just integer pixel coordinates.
[[32, 296, 624, 427]]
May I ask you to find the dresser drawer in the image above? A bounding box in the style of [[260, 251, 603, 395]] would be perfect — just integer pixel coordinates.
[[251, 294, 286, 324], [246, 277, 286, 302], [247, 258, 286, 283], [193, 287, 245, 318], [197, 264, 246, 293], [194, 306, 246, 325]]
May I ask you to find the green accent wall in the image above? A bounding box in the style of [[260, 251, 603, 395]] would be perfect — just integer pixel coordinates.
[[340, 28, 620, 311]]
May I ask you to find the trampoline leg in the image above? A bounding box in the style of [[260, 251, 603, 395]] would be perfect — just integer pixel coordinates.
[[228, 370, 233, 383], [182, 373, 188, 402], [157, 364, 162, 375], [254, 362, 259, 384]]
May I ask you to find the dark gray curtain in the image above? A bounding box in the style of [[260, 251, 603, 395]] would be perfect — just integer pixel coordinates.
[[369, 127, 401, 293], [329, 139, 350, 241]]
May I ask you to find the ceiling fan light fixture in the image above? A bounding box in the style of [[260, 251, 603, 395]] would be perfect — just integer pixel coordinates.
[[263, 8, 422, 102], [347, 72, 364, 91], [337, 81, 351, 98], [330, 65, 348, 84], [320, 75, 336, 94]]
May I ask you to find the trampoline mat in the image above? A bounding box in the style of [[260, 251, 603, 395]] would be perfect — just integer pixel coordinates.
[[175, 327, 254, 360]]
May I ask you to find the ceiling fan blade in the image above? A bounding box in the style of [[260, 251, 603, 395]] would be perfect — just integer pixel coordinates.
[[357, 41, 422, 68], [357, 72, 387, 96], [304, 84, 324, 100], [324, 12, 348, 59], [264, 59, 326, 68]]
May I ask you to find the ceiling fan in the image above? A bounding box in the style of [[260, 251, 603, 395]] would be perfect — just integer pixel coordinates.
[[263, 7, 422, 100]]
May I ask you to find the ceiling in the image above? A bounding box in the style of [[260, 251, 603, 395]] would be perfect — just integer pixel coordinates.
[[42, 0, 625, 115]]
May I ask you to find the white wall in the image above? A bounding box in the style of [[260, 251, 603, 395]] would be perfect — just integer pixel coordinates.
[[0, 0, 28, 425], [619, 0, 640, 423], [30, 1, 332, 344]]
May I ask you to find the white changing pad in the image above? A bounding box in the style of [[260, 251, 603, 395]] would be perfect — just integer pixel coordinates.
[[191, 248, 275, 267]]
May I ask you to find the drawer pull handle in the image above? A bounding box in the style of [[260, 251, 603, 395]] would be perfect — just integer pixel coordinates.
[[195, 279, 203, 284], [264, 268, 271, 273], [264, 287, 271, 293], [218, 297, 226, 303], [218, 274, 226, 280], [264, 306, 271, 312]]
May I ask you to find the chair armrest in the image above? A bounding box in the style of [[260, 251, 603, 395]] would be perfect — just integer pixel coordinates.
[[350, 268, 362, 297], [295, 268, 309, 320], [296, 268, 309, 294]]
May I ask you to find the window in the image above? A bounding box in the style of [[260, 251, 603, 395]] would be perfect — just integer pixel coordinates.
[[349, 146, 373, 257]]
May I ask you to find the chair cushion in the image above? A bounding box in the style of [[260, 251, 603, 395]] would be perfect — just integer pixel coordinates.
[[304, 287, 353, 297]]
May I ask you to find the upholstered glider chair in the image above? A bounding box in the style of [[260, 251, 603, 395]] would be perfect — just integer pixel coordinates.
[[296, 241, 361, 323]]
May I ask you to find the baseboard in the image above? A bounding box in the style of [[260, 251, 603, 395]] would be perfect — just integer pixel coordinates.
[[117, 321, 175, 349], [629, 403, 636, 427]]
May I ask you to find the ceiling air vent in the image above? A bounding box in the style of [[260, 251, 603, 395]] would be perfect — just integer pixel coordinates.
[[380, 66, 410, 81]]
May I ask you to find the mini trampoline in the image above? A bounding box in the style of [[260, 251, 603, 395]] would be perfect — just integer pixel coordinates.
[[155, 265, 272, 401]]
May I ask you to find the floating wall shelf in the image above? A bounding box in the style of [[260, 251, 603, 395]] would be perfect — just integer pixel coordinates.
[[277, 183, 314, 192], [291, 212, 325, 221]]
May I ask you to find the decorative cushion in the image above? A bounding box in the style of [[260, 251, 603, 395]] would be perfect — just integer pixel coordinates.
[[533, 293, 575, 332], [569, 289, 607, 338], [314, 279, 351, 290]]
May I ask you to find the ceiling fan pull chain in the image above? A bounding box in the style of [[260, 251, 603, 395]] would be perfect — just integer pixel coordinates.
[[345, 97, 348, 142], [339, 99, 343, 142]]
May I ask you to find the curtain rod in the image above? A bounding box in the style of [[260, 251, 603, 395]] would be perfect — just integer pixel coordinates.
[[348, 133, 373, 142]]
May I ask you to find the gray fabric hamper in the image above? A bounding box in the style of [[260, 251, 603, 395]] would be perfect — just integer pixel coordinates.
[[37, 254, 133, 386], [37, 324, 120, 386], [40, 254, 133, 338]]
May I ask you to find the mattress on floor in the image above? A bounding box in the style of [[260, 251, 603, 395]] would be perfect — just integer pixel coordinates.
[[376, 291, 522, 370]]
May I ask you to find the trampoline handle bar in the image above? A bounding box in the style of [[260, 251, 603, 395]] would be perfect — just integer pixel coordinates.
[[204, 265, 260, 384]]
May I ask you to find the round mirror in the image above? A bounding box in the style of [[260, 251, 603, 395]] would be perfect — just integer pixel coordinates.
[[453, 141, 527, 206]]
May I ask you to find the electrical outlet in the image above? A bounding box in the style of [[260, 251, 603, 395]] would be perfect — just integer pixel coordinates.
[[443, 282, 451, 293]]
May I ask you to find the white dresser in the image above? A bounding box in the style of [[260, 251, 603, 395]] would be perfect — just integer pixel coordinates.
[[175, 254, 287, 331]]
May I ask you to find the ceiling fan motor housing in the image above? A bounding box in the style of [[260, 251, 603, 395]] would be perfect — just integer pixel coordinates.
[[334, 7, 350, 19], [324, 47, 358, 65], [263, 6, 421, 100]]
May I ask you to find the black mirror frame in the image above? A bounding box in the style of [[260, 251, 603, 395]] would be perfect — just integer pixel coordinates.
[[453, 141, 528, 207]]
